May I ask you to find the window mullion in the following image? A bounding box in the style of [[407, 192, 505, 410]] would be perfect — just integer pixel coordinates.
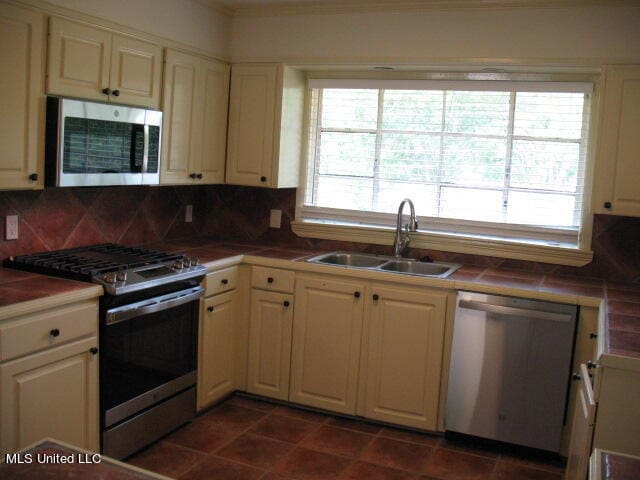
[[372, 89, 385, 211], [436, 92, 447, 217], [311, 89, 324, 206], [502, 91, 517, 223]]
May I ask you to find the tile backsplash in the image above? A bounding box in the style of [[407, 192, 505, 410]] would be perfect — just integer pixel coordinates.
[[1, 185, 639, 284]]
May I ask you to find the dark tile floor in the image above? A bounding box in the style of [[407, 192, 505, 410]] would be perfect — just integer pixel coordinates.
[[127, 395, 565, 480]]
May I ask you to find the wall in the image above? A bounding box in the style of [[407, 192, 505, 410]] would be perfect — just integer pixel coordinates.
[[0, 186, 209, 259], [33, 0, 230, 59], [230, 4, 640, 64]]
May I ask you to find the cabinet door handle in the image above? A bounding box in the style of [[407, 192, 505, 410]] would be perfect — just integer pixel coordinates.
[[90, 347, 99, 355], [189, 173, 197, 179], [589, 332, 598, 339], [196, 173, 203, 179], [571, 372, 581, 381], [207, 306, 214, 312], [49, 328, 60, 338], [28, 173, 38, 181], [260, 176, 267, 182], [221, 279, 229, 285], [267, 277, 274, 284], [283, 300, 290, 307], [372, 294, 379, 301], [604, 201, 612, 209], [587, 360, 597, 369], [353, 291, 360, 298], [112, 89, 120, 97], [102, 87, 111, 95]]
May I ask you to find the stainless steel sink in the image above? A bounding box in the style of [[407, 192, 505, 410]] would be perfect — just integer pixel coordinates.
[[307, 251, 461, 278], [309, 252, 389, 268], [378, 259, 460, 278]]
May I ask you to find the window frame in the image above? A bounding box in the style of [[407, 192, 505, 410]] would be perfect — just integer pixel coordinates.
[[294, 72, 599, 267]]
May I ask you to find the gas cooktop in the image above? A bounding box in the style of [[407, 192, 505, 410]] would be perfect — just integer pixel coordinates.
[[4, 243, 207, 295]]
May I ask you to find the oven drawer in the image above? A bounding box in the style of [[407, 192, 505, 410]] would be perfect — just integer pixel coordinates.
[[252, 266, 295, 293], [0, 300, 98, 362], [205, 267, 239, 296]]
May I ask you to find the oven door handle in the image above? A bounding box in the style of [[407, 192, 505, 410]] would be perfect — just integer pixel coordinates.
[[105, 286, 204, 326]]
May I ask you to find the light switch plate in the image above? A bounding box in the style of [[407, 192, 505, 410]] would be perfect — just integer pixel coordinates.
[[5, 215, 18, 240], [185, 205, 193, 223], [270, 209, 282, 228]]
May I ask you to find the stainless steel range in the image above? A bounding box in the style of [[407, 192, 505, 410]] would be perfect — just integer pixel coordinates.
[[4, 244, 207, 459]]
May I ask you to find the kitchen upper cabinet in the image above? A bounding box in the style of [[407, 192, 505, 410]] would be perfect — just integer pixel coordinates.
[[592, 65, 640, 217], [161, 49, 229, 185], [289, 274, 365, 414], [48, 17, 162, 108], [0, 3, 45, 190], [0, 337, 99, 455], [247, 289, 293, 401], [198, 290, 237, 410], [358, 285, 448, 430], [226, 64, 305, 188]]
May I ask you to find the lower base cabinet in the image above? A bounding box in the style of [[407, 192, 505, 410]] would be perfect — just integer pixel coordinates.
[[247, 289, 293, 400], [565, 364, 597, 480], [289, 275, 365, 414], [358, 285, 448, 430], [198, 290, 237, 409], [0, 337, 99, 454]]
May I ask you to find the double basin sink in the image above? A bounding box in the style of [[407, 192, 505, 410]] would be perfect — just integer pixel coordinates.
[[307, 252, 461, 279]]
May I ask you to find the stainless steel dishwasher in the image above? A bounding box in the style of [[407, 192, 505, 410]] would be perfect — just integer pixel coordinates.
[[446, 291, 577, 452]]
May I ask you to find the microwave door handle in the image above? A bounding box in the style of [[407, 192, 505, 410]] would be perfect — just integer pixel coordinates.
[[142, 124, 149, 174], [105, 287, 204, 326], [129, 124, 144, 173]]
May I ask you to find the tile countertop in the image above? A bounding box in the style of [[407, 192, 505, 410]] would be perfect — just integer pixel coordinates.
[[1, 238, 639, 365]]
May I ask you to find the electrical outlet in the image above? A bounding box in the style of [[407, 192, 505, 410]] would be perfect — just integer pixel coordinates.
[[5, 215, 18, 240], [185, 205, 193, 223], [269, 209, 282, 228]]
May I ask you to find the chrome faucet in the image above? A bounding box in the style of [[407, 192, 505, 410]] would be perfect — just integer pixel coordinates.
[[393, 198, 418, 258]]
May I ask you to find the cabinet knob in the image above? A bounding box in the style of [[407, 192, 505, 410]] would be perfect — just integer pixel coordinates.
[[589, 333, 598, 339], [571, 372, 581, 381], [207, 306, 214, 312], [604, 201, 612, 209], [267, 277, 274, 283], [353, 291, 360, 298], [49, 328, 60, 338], [587, 360, 597, 369], [260, 176, 267, 182], [89, 347, 99, 355], [28, 173, 38, 181], [102, 87, 111, 95], [112, 89, 120, 97], [196, 173, 203, 179], [283, 300, 290, 307], [372, 294, 379, 301], [189, 173, 197, 179], [221, 279, 229, 285]]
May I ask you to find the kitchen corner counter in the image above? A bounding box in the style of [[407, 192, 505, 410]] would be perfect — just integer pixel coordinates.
[[0, 267, 103, 322], [0, 439, 170, 480]]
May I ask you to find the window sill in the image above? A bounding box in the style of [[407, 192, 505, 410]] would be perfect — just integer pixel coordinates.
[[291, 220, 593, 267]]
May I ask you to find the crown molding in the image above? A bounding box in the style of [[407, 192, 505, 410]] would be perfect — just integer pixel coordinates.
[[226, 0, 639, 17]]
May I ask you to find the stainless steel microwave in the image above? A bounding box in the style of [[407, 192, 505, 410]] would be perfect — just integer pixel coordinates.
[[45, 97, 162, 187]]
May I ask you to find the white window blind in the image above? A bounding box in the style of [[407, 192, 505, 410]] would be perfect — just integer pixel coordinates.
[[302, 79, 592, 245]]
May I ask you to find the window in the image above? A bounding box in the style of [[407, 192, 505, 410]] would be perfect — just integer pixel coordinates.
[[300, 78, 593, 250]]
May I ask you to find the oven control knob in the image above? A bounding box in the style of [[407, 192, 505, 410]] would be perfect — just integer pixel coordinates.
[[173, 260, 184, 270], [103, 272, 118, 283], [183, 257, 192, 268], [190, 258, 199, 267], [116, 270, 127, 282]]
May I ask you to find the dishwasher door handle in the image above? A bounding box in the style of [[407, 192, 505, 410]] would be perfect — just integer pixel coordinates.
[[458, 300, 574, 323]]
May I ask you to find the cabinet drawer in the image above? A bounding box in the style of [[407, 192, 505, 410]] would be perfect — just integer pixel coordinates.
[[0, 301, 98, 362], [205, 267, 238, 296], [251, 266, 295, 293]]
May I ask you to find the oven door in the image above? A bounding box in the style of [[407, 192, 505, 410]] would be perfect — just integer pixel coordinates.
[[101, 286, 202, 428]]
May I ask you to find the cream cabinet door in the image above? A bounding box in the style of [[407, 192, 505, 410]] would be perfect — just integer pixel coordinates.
[[565, 364, 597, 480], [593, 65, 640, 217], [48, 17, 112, 102], [289, 275, 365, 414], [198, 58, 230, 184], [161, 50, 200, 184], [0, 337, 99, 455], [358, 285, 447, 430], [109, 34, 162, 109], [198, 291, 237, 410], [247, 290, 293, 401], [0, 3, 45, 190], [226, 64, 278, 187]]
